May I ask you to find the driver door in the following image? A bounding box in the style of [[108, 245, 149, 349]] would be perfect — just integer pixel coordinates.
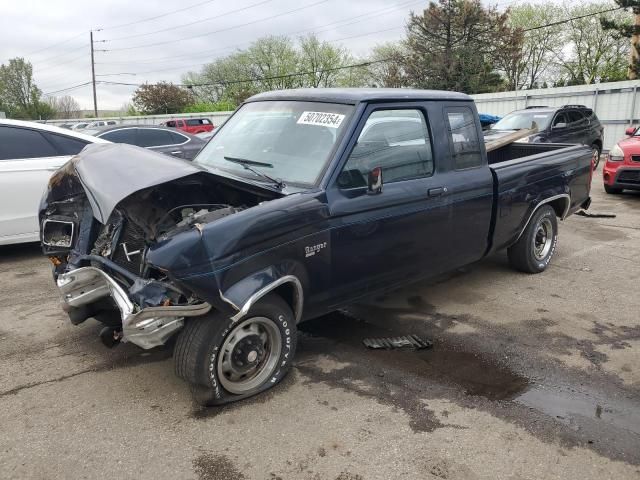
[[327, 105, 452, 305]]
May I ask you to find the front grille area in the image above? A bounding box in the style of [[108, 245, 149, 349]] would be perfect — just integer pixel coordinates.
[[111, 220, 147, 275], [631, 155, 640, 163], [617, 169, 640, 185]]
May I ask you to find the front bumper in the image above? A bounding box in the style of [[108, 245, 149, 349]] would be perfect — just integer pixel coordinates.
[[57, 267, 211, 349], [603, 164, 640, 190]]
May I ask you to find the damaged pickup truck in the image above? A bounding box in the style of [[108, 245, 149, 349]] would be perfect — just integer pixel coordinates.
[[41, 89, 593, 405]]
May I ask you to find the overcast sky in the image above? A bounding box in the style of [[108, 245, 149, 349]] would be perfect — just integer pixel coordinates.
[[0, 0, 537, 110]]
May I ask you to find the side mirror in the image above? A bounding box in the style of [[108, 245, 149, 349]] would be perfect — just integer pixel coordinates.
[[367, 166, 383, 195], [626, 126, 637, 136], [552, 122, 567, 129]]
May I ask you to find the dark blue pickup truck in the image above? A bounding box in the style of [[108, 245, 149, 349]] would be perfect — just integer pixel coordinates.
[[40, 89, 592, 405]]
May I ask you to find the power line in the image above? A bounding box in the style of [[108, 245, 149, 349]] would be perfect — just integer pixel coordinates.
[[104, 0, 275, 42], [99, 0, 219, 31], [97, 0, 420, 67], [98, 57, 390, 89], [42, 81, 93, 96], [103, 0, 329, 51], [32, 44, 89, 66], [4, 32, 86, 61], [523, 6, 623, 32]]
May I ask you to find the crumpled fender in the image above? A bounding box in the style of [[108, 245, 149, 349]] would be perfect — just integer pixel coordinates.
[[219, 262, 307, 323]]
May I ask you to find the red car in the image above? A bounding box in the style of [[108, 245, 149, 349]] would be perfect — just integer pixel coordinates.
[[603, 126, 640, 194], [163, 118, 214, 135]]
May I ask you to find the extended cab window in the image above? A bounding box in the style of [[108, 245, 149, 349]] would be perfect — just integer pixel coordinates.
[[338, 109, 434, 189], [445, 107, 482, 169]]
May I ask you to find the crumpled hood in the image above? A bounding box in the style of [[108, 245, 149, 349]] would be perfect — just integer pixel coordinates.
[[65, 143, 202, 223]]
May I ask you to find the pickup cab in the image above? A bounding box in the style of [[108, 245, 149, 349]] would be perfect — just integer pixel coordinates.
[[40, 89, 592, 406]]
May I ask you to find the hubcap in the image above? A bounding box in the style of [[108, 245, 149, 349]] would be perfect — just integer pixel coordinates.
[[217, 316, 282, 395], [592, 148, 600, 166], [533, 218, 553, 260]]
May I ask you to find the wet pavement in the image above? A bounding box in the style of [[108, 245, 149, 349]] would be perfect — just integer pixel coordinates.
[[1, 175, 639, 479]]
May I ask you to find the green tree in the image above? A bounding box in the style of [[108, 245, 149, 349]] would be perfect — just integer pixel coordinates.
[[298, 34, 350, 87], [404, 0, 516, 93], [367, 42, 409, 88], [557, 4, 629, 84], [601, 0, 640, 79], [0, 57, 44, 119], [132, 82, 194, 114], [506, 3, 564, 89]]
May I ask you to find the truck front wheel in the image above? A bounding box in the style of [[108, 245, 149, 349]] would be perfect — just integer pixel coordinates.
[[174, 293, 297, 406], [508, 205, 558, 273]]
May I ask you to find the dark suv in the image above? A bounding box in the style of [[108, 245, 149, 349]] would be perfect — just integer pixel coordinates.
[[486, 105, 604, 167]]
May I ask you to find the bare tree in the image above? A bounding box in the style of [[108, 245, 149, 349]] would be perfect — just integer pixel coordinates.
[[48, 95, 81, 119]]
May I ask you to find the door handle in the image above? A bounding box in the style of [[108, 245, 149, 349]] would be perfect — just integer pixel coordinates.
[[428, 187, 447, 197], [170, 151, 182, 156]]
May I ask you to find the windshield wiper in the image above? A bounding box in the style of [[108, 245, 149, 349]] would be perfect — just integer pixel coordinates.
[[223, 156, 285, 190]]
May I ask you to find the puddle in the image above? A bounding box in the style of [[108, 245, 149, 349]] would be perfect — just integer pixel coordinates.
[[516, 386, 640, 437], [299, 312, 529, 401]]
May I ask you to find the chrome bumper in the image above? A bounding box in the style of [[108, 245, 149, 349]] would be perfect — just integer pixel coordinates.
[[57, 267, 210, 349]]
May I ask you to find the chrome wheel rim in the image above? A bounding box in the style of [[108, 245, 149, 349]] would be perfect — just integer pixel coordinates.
[[217, 316, 282, 395], [533, 218, 553, 260], [592, 148, 600, 166]]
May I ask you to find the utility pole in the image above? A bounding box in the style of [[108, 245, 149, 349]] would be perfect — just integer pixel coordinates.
[[90, 30, 98, 117], [631, 7, 640, 80]]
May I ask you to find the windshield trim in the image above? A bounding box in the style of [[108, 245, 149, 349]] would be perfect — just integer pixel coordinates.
[[193, 100, 354, 189]]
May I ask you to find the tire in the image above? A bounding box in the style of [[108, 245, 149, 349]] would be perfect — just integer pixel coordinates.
[[604, 184, 623, 194], [174, 293, 297, 406], [591, 144, 602, 169], [508, 205, 558, 274]]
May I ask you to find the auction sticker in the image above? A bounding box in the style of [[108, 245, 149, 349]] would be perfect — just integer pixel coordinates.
[[297, 111, 345, 128]]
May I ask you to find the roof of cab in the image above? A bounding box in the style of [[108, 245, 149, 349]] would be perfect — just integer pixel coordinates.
[[245, 88, 471, 105]]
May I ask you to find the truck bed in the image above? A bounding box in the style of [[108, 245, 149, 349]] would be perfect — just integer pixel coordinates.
[[487, 143, 592, 253]]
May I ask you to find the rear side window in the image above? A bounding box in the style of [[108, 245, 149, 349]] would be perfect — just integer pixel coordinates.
[[44, 133, 89, 155], [186, 119, 203, 126], [0, 126, 58, 160], [445, 107, 482, 169], [137, 128, 176, 147], [166, 121, 176, 127], [567, 110, 585, 125], [338, 109, 434, 189], [168, 131, 188, 144], [99, 128, 137, 144]]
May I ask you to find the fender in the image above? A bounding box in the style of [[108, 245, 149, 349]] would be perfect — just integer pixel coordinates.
[[220, 265, 305, 323], [514, 193, 570, 242]]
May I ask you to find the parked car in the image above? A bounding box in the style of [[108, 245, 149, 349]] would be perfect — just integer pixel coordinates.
[[602, 126, 640, 193], [84, 125, 205, 160], [70, 122, 90, 130], [40, 88, 592, 406], [58, 123, 75, 129], [485, 105, 604, 167], [0, 119, 109, 245], [163, 118, 215, 135], [86, 120, 118, 128], [479, 113, 501, 130]]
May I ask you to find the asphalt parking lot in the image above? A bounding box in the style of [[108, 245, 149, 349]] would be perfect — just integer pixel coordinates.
[[1, 173, 639, 480]]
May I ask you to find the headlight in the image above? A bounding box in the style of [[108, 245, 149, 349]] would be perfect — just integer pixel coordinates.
[[608, 144, 624, 162]]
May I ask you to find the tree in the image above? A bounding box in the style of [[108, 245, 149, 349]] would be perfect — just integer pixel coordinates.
[[367, 42, 409, 88], [298, 34, 350, 87], [132, 82, 194, 114], [0, 57, 44, 118], [404, 0, 516, 93], [506, 3, 564, 89], [601, 0, 640, 79], [48, 95, 81, 119], [557, 4, 629, 84], [247, 36, 301, 90]]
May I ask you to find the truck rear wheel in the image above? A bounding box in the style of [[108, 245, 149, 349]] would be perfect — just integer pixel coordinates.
[[174, 293, 297, 406], [508, 205, 558, 273]]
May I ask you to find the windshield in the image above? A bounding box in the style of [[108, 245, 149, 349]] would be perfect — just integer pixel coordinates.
[[194, 100, 353, 187], [492, 111, 552, 131]]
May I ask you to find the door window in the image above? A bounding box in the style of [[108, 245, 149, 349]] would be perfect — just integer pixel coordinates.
[[445, 107, 482, 169], [136, 128, 176, 147], [567, 110, 585, 126], [552, 112, 568, 127], [43, 133, 89, 155], [338, 109, 434, 189], [98, 128, 137, 144], [0, 126, 59, 160], [168, 131, 189, 144]]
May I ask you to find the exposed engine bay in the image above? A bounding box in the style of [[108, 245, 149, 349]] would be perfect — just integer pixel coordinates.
[[39, 144, 283, 346]]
